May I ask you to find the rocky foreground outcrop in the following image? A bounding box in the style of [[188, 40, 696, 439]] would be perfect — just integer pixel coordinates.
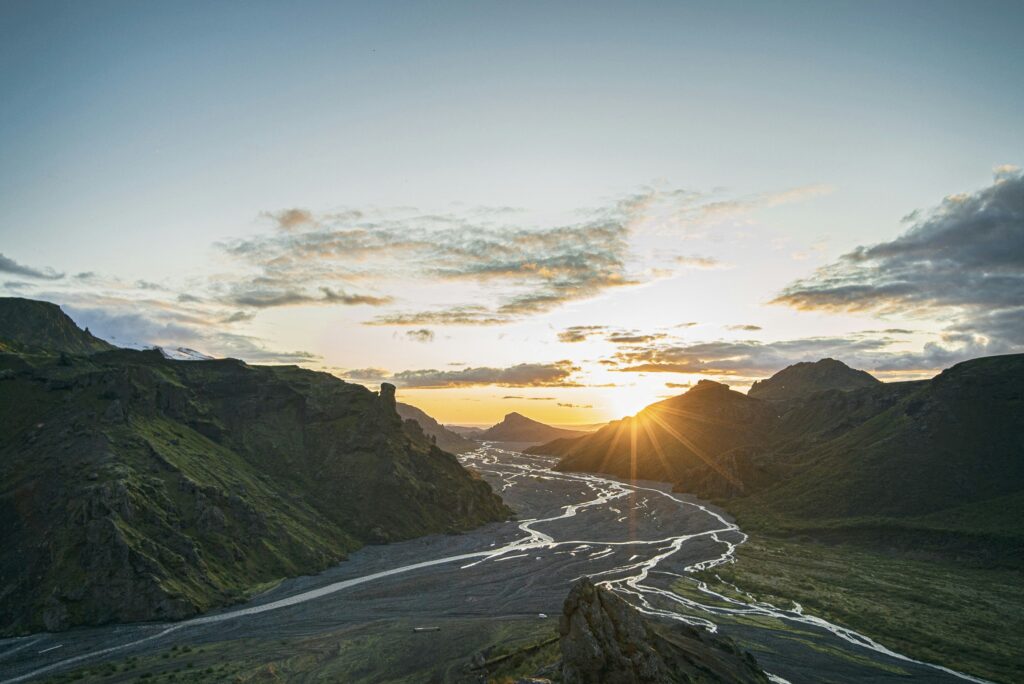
[[557, 577, 768, 684]]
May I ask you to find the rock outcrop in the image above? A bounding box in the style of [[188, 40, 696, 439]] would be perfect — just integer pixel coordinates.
[[558, 577, 768, 683]]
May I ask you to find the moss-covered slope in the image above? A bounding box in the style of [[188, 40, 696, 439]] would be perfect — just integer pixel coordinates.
[[0, 333, 509, 635]]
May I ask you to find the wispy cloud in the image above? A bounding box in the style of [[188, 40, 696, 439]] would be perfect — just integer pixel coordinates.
[[0, 253, 64, 280]]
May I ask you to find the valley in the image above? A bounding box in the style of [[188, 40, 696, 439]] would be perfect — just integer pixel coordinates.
[[0, 446, 997, 683]]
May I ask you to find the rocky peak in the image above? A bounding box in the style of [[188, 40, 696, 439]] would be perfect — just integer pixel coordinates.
[[559, 577, 768, 683], [748, 358, 880, 401], [379, 382, 397, 412]]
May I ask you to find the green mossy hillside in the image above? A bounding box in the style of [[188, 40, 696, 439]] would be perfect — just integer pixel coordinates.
[[0, 325, 509, 635]]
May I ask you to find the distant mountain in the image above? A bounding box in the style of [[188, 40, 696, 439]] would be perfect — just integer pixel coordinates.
[[478, 412, 589, 443], [156, 346, 216, 361], [544, 357, 1024, 566], [396, 402, 479, 454], [446, 425, 486, 438], [0, 298, 509, 634], [747, 358, 880, 400], [0, 297, 114, 354]]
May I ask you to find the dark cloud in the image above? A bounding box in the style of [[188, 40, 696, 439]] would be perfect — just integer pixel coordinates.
[[3, 281, 31, 290], [228, 285, 392, 309], [774, 170, 1024, 353], [0, 253, 63, 280], [390, 360, 581, 388], [405, 328, 435, 342], [727, 324, 762, 331]]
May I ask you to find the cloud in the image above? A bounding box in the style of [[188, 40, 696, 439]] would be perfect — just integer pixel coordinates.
[[221, 183, 828, 325], [0, 253, 64, 280], [390, 360, 581, 388], [405, 328, 435, 342], [675, 255, 726, 269], [557, 402, 593, 408], [226, 284, 393, 309], [558, 325, 608, 343], [341, 367, 391, 381], [606, 332, 666, 345], [262, 208, 316, 231], [58, 299, 318, 364], [606, 335, 912, 377], [727, 324, 762, 331], [503, 395, 556, 400], [773, 170, 1024, 353]]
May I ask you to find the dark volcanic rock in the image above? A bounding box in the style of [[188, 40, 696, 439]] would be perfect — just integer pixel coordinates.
[[559, 577, 768, 684]]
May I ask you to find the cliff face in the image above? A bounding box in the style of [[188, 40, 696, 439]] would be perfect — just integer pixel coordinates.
[[559, 577, 768, 684], [0, 309, 510, 635]]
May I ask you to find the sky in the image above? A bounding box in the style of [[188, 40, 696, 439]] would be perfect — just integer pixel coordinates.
[[1, 1, 1022, 424]]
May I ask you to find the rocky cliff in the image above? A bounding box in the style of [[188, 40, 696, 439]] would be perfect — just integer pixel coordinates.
[[0, 299, 510, 634], [558, 577, 768, 683]]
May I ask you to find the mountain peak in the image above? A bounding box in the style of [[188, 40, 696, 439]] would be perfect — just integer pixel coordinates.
[[747, 358, 880, 400], [0, 297, 114, 355], [480, 412, 587, 443]]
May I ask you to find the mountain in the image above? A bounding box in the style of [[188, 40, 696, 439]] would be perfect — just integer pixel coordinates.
[[747, 357, 880, 400], [478, 412, 589, 443], [538, 380, 775, 485], [0, 297, 114, 354], [396, 402, 479, 454], [558, 577, 768, 683], [0, 298, 509, 634], [544, 357, 1024, 566], [729, 355, 1024, 552]]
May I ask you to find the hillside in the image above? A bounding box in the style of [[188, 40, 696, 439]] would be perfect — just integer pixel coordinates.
[[747, 357, 880, 400], [478, 412, 589, 443], [396, 402, 479, 453], [548, 380, 775, 485], [0, 300, 509, 634], [0, 297, 114, 354], [546, 357, 1024, 566], [731, 355, 1024, 557]]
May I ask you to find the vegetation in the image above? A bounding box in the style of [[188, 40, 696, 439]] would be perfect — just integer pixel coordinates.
[[690, 535, 1024, 683], [0, 297, 510, 634]]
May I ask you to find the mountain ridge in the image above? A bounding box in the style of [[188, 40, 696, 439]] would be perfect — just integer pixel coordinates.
[[0, 298, 510, 634]]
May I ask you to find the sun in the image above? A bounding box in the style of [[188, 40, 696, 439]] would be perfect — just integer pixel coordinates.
[[604, 377, 670, 420]]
